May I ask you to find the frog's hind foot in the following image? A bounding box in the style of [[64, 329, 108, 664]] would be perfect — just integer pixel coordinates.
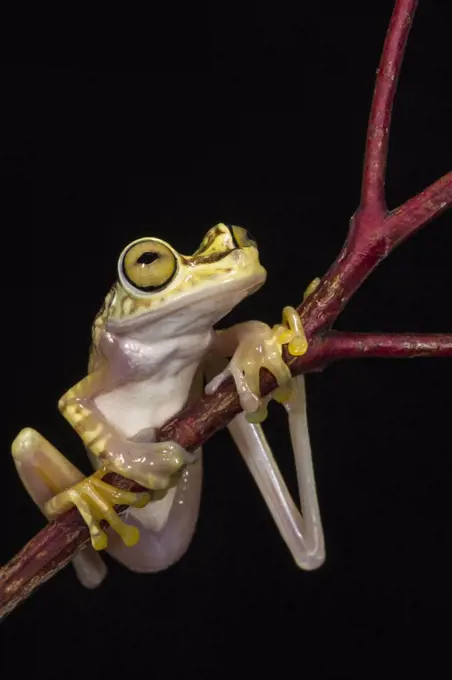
[[44, 468, 151, 551], [11, 428, 107, 588]]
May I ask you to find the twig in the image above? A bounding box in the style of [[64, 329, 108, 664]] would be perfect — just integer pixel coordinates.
[[385, 172, 452, 243], [307, 332, 452, 361], [1, 0, 451, 620], [361, 0, 417, 215]]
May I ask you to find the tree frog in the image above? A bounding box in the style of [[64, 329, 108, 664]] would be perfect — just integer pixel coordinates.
[[11, 223, 325, 588]]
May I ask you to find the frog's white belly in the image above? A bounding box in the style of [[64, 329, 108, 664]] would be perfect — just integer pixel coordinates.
[[94, 363, 197, 438], [96, 326, 212, 433], [92, 361, 203, 572]]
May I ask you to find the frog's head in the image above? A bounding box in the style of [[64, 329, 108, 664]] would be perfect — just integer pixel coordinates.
[[101, 223, 267, 335]]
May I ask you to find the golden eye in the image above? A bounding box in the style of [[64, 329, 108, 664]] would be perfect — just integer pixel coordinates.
[[119, 239, 178, 293], [230, 225, 257, 249]]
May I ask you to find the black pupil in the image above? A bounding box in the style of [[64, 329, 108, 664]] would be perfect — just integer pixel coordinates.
[[136, 251, 159, 265]]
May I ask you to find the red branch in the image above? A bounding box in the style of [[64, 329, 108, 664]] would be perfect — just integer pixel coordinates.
[[361, 0, 417, 215], [300, 171, 452, 338], [1, 0, 451, 621], [313, 332, 452, 361]]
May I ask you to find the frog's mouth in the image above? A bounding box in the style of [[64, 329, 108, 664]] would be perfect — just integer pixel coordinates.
[[106, 269, 267, 335]]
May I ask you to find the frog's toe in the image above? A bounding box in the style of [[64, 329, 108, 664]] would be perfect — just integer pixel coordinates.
[[204, 365, 233, 397], [44, 470, 151, 550], [273, 306, 308, 357], [236, 332, 293, 413], [205, 359, 262, 413]]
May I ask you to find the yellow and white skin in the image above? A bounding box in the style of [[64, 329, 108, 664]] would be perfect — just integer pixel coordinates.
[[11, 224, 325, 588]]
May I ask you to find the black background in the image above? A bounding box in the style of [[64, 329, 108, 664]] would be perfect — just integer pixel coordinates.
[[1, 2, 451, 676]]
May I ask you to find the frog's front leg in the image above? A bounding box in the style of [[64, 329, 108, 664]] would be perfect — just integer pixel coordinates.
[[206, 306, 308, 420], [52, 369, 196, 550], [228, 376, 324, 570], [205, 307, 325, 570], [58, 369, 195, 490]]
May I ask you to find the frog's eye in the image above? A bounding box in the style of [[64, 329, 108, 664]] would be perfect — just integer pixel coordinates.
[[119, 239, 178, 293], [229, 226, 257, 249]]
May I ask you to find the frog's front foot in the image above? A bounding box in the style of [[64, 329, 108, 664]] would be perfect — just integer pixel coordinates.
[[205, 306, 308, 422], [45, 469, 152, 550], [45, 437, 196, 550]]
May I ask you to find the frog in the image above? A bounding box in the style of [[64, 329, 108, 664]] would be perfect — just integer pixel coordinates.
[[11, 223, 325, 588]]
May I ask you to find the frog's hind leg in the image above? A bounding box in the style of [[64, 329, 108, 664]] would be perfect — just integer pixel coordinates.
[[227, 375, 325, 570], [11, 427, 108, 589]]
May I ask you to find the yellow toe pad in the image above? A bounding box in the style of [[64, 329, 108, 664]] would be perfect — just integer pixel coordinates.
[[44, 469, 151, 550]]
